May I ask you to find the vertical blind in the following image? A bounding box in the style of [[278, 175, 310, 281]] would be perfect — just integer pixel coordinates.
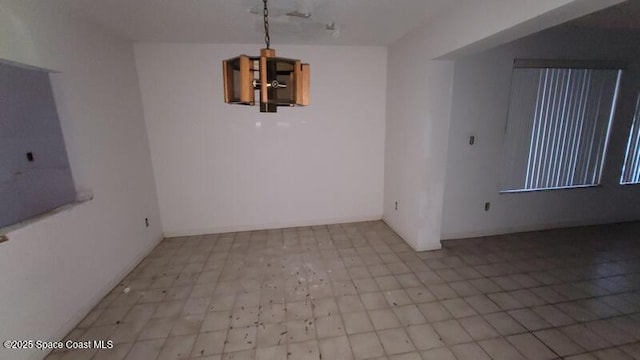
[[501, 62, 622, 192], [620, 95, 640, 184]]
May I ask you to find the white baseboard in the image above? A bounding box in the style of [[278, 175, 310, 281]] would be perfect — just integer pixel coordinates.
[[440, 218, 639, 240], [380, 219, 443, 253], [162, 214, 384, 238]]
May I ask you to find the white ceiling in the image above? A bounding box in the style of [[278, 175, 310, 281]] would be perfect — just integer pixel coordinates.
[[59, 0, 465, 46], [570, 0, 640, 30]]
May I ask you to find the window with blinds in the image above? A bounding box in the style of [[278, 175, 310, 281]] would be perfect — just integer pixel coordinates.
[[500, 60, 623, 192], [620, 94, 640, 184]]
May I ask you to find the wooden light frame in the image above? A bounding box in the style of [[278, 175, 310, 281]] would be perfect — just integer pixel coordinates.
[[222, 55, 254, 105], [223, 48, 310, 113]]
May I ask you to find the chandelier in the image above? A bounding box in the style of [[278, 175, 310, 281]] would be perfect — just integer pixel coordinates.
[[222, 0, 310, 113]]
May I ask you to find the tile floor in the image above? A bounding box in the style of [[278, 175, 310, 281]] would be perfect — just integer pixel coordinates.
[[45, 221, 640, 360]]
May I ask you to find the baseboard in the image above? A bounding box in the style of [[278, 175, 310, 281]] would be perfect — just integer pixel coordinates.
[[380, 218, 443, 253], [412, 242, 443, 252], [163, 214, 384, 238], [440, 218, 640, 240]]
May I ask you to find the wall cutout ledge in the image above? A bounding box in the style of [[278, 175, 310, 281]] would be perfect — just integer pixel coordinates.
[[0, 194, 93, 240]]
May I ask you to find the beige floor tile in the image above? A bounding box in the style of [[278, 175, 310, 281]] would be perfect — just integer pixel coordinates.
[[433, 320, 473, 345], [255, 345, 287, 360], [286, 301, 313, 322], [450, 281, 482, 297], [288, 340, 320, 360], [389, 352, 422, 360], [561, 324, 612, 351], [459, 315, 500, 341], [224, 326, 257, 353], [405, 323, 444, 350], [392, 304, 427, 326], [153, 300, 185, 319], [256, 322, 287, 347], [337, 295, 366, 313], [507, 333, 556, 360], [479, 338, 526, 360], [157, 334, 196, 360], [418, 302, 453, 322], [483, 312, 527, 336], [191, 330, 226, 357], [315, 315, 346, 338], [349, 332, 385, 360], [593, 348, 634, 360], [353, 278, 379, 293], [450, 342, 491, 360], [79, 325, 117, 342], [621, 342, 640, 359], [221, 349, 254, 359], [201, 311, 232, 332], [465, 295, 501, 314], [531, 305, 575, 327], [342, 311, 374, 334], [420, 347, 457, 360], [383, 289, 413, 307], [52, 221, 640, 360], [368, 308, 401, 330], [377, 328, 416, 355], [429, 284, 458, 300], [318, 336, 354, 360], [360, 292, 389, 310], [508, 308, 551, 331], [139, 317, 175, 340], [59, 349, 97, 360], [123, 338, 165, 360], [441, 298, 478, 318], [94, 307, 130, 327], [92, 342, 132, 360], [405, 286, 436, 303], [564, 354, 598, 360], [312, 298, 338, 318], [488, 293, 524, 311], [533, 328, 584, 356], [170, 313, 205, 336], [110, 321, 146, 344], [375, 276, 402, 291], [287, 319, 316, 343], [585, 319, 636, 346]]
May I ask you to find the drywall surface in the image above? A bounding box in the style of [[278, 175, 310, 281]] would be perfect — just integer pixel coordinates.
[[379, 0, 622, 251], [0, 1, 162, 359], [135, 43, 386, 236], [382, 33, 454, 251], [442, 26, 640, 239]]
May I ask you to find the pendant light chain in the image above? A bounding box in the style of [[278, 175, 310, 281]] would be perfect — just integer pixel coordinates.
[[222, 0, 308, 112], [263, 0, 271, 49]]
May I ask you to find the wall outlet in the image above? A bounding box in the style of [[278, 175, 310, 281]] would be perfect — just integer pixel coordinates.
[[145, 218, 149, 227], [395, 201, 398, 211], [484, 202, 490, 211]]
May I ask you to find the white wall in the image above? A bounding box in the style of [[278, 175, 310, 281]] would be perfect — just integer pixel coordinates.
[[0, 2, 162, 359], [442, 26, 640, 239], [380, 0, 624, 251], [135, 43, 386, 236], [382, 39, 454, 252]]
